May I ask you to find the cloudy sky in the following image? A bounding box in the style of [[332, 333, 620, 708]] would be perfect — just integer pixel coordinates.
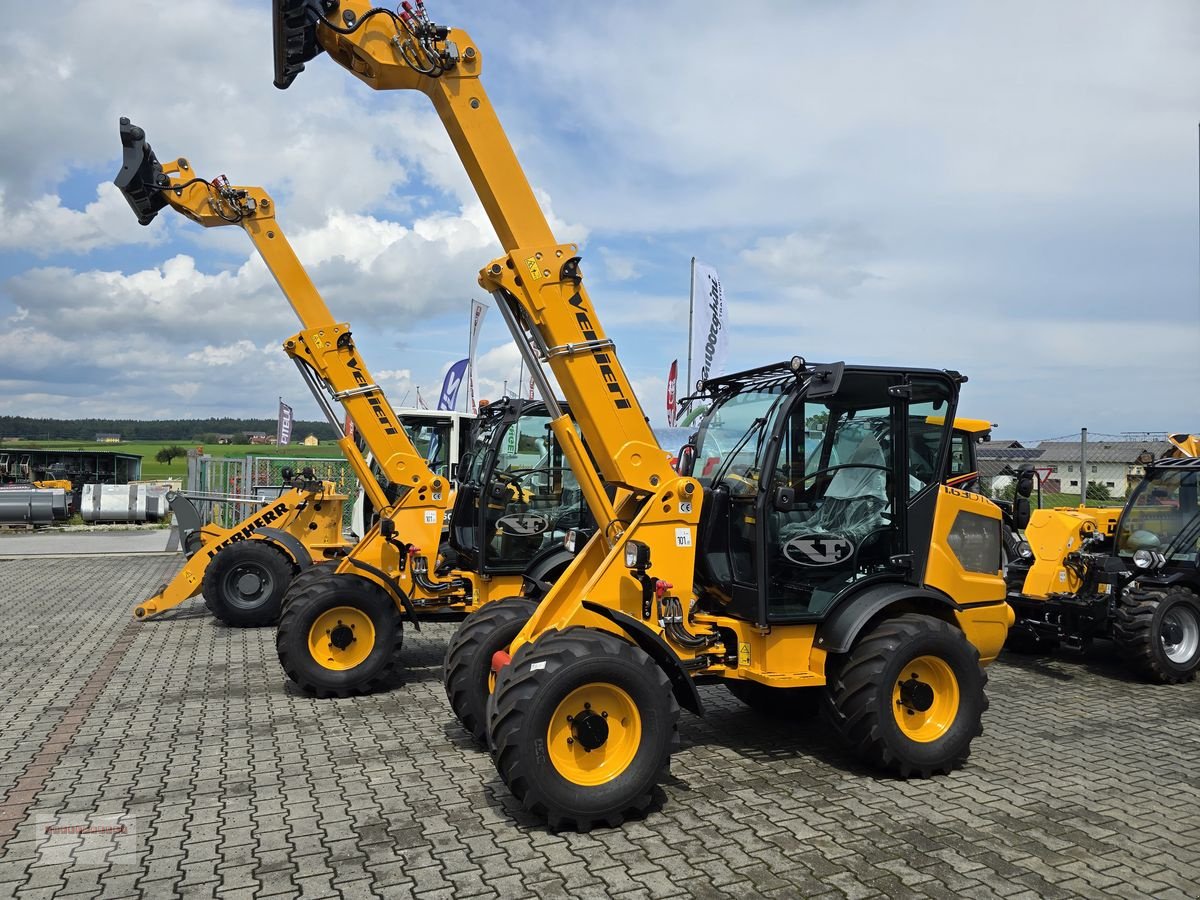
[[1, 0, 1197, 441]]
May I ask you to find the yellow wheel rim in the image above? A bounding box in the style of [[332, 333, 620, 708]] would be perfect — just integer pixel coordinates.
[[892, 655, 960, 743], [307, 606, 375, 671], [547, 683, 641, 786]]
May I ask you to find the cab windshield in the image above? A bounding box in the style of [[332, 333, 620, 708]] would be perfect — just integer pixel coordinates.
[[693, 385, 788, 488], [1118, 467, 1200, 565]]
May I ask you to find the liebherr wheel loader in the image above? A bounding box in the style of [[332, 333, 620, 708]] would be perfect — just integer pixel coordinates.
[[136, 408, 467, 627], [114, 123, 590, 697], [272, 0, 1013, 829], [1002, 433, 1200, 683]]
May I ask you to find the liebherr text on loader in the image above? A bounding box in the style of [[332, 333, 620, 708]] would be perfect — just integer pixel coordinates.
[[272, 0, 1013, 830], [115, 122, 590, 703]]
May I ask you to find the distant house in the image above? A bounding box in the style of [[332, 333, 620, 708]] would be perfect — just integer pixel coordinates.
[[1034, 440, 1173, 498], [215, 434, 235, 445], [95, 433, 121, 444], [302, 434, 320, 447], [249, 435, 276, 445]]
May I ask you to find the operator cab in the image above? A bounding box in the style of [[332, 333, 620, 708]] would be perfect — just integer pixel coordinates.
[[1116, 456, 1200, 573], [449, 399, 593, 575], [688, 361, 994, 628]]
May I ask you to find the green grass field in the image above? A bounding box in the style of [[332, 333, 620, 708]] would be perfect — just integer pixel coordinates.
[[2, 440, 344, 485]]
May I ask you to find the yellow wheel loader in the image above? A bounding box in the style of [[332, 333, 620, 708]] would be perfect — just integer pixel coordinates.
[[114, 124, 591, 697], [271, 0, 1014, 829], [136, 469, 349, 626], [136, 405, 463, 628], [1002, 433, 1200, 683]]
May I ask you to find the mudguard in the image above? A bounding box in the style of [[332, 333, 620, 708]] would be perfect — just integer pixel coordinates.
[[815, 582, 958, 654], [521, 545, 577, 599], [582, 600, 704, 716], [255, 527, 314, 570]]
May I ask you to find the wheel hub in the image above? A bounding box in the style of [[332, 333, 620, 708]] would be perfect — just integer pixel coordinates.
[[570, 708, 609, 752], [329, 622, 356, 651], [306, 605, 375, 671], [1162, 620, 1184, 645], [890, 655, 961, 743], [897, 675, 935, 713], [236, 570, 264, 597]]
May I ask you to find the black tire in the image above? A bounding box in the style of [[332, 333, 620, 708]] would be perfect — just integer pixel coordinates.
[[724, 680, 820, 718], [443, 597, 538, 745], [276, 573, 403, 698], [1112, 586, 1200, 684], [823, 613, 987, 777], [489, 627, 679, 831], [279, 560, 339, 613], [202, 541, 295, 627]]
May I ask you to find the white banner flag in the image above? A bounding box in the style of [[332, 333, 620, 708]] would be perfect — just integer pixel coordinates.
[[468, 299, 488, 413], [689, 259, 729, 390], [277, 399, 293, 446]]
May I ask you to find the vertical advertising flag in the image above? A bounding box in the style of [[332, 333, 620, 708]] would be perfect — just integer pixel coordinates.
[[688, 259, 729, 390], [467, 299, 488, 413], [342, 411, 355, 440], [277, 399, 293, 446], [666, 359, 678, 427], [438, 358, 470, 411]]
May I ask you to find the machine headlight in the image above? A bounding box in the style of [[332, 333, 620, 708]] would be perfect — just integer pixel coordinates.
[[624, 540, 651, 570], [1132, 548, 1164, 570]]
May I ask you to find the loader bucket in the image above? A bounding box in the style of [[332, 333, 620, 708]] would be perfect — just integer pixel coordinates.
[[273, 0, 330, 89], [114, 118, 168, 226], [166, 492, 206, 558]]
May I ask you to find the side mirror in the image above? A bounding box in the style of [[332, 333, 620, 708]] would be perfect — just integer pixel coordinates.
[[774, 486, 796, 512], [1016, 468, 1035, 499], [1013, 496, 1031, 531]]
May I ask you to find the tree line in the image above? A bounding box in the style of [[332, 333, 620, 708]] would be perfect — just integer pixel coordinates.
[[0, 416, 341, 443]]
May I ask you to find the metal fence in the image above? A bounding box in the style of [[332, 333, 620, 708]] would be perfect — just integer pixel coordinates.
[[186, 454, 358, 530]]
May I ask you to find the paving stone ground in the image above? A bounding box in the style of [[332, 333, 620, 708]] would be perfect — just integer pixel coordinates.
[[1, 553, 1198, 899]]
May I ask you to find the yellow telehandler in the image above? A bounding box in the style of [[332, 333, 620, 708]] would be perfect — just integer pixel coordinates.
[[271, 0, 1014, 829], [115, 123, 591, 699]]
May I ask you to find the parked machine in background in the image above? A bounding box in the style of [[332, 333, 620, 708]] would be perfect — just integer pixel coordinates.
[[272, 0, 1013, 830], [1003, 433, 1200, 682], [114, 123, 589, 698]]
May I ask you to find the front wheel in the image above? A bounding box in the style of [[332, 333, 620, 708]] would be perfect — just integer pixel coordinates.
[[489, 628, 679, 831], [443, 597, 538, 745], [202, 540, 294, 627], [823, 613, 987, 777], [1112, 586, 1200, 684], [276, 573, 403, 698]]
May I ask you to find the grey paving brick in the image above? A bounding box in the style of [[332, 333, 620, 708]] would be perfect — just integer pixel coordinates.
[[1, 554, 1199, 899]]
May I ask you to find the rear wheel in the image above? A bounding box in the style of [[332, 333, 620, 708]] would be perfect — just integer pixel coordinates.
[[489, 628, 678, 831], [1112, 586, 1200, 684], [724, 680, 820, 718], [824, 613, 987, 777], [443, 597, 538, 745], [202, 541, 294, 627], [276, 573, 403, 697]]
